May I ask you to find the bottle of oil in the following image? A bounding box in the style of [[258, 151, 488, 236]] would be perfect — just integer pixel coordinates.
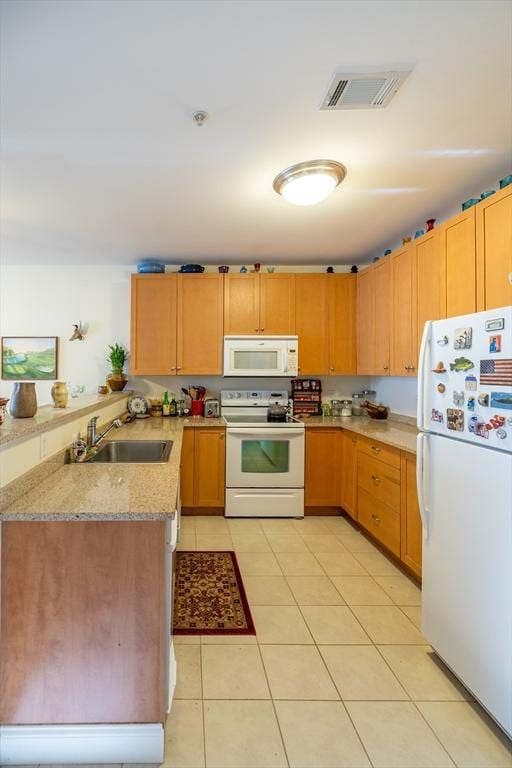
[[162, 391, 170, 417], [169, 395, 177, 417]]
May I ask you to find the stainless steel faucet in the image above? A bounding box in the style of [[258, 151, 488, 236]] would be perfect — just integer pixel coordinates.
[[86, 416, 122, 448]]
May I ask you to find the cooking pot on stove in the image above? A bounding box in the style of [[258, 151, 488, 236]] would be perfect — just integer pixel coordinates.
[[267, 404, 288, 421]]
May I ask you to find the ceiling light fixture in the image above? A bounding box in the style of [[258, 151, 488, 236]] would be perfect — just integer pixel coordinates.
[[273, 160, 346, 206]]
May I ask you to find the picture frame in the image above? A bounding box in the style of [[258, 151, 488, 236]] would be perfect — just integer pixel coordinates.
[[1, 336, 58, 380]]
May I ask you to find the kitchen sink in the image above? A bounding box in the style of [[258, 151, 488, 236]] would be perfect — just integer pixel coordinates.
[[89, 440, 173, 463]]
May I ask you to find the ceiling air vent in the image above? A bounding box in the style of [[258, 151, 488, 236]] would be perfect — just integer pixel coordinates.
[[321, 70, 411, 110]]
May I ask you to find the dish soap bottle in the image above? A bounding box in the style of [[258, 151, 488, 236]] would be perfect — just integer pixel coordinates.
[[162, 391, 170, 417], [170, 395, 177, 417]]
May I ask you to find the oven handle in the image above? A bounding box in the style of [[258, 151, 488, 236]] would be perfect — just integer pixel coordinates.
[[227, 428, 304, 437]]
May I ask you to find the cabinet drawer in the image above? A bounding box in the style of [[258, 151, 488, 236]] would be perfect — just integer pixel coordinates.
[[357, 488, 400, 556], [357, 453, 400, 511], [357, 438, 400, 469]]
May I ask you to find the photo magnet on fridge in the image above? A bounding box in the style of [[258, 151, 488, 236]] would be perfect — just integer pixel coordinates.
[[485, 318, 505, 332], [454, 327, 472, 349], [465, 374, 477, 391], [467, 396, 475, 411], [477, 392, 489, 407], [453, 390, 465, 406], [431, 408, 444, 423], [489, 335, 502, 353], [447, 408, 464, 432], [490, 392, 512, 410]]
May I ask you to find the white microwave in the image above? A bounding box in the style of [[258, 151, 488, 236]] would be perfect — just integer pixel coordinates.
[[223, 336, 298, 377]]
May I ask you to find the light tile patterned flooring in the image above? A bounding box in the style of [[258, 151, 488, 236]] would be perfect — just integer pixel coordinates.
[[15, 515, 511, 768]]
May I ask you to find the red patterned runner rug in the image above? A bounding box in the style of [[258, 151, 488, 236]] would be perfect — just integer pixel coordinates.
[[173, 551, 256, 635]]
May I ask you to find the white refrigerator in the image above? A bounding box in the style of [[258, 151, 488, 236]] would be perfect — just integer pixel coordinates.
[[417, 306, 512, 738]]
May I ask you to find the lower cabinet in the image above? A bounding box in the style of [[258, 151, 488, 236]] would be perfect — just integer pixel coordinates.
[[305, 428, 339, 507], [338, 430, 358, 519], [400, 451, 423, 578], [180, 427, 225, 509], [356, 445, 401, 557]]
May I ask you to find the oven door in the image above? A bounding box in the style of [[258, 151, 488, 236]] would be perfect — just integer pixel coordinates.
[[226, 428, 305, 488]]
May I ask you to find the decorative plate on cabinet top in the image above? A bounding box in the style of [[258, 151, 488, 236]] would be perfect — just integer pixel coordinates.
[[127, 395, 150, 417]]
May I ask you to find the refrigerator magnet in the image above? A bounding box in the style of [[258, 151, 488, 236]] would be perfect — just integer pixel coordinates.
[[489, 414, 506, 429], [464, 374, 477, 391], [431, 408, 444, 423], [447, 408, 464, 431], [489, 335, 502, 353], [467, 396, 475, 411], [480, 359, 512, 386], [477, 393, 489, 407], [453, 390, 465, 406], [454, 327, 472, 349], [437, 383, 446, 393], [496, 428, 507, 439], [485, 318, 504, 332], [432, 361, 447, 373], [436, 335, 449, 346], [490, 392, 512, 410], [450, 357, 474, 372]]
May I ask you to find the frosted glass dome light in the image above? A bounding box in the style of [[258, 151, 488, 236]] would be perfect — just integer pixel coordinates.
[[273, 160, 346, 206]]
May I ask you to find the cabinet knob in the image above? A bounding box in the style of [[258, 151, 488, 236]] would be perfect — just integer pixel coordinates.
[[260, 328, 265, 332], [404, 365, 410, 371], [255, 328, 259, 333], [410, 364, 416, 371], [383, 365, 389, 371], [371, 445, 381, 454], [177, 366, 182, 371], [171, 366, 176, 371], [371, 514, 381, 525], [330, 367, 334, 372], [219, 433, 224, 440], [371, 474, 381, 484]]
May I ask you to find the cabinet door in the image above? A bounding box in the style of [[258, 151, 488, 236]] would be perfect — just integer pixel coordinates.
[[177, 274, 224, 374], [400, 452, 422, 578], [194, 428, 226, 507], [295, 275, 330, 375], [339, 430, 358, 519], [476, 186, 512, 311], [224, 274, 260, 334], [305, 428, 339, 506], [357, 267, 374, 375], [180, 428, 195, 507], [389, 246, 416, 376], [259, 274, 296, 335], [415, 230, 445, 352], [442, 208, 476, 317], [373, 259, 391, 375], [130, 274, 177, 375], [329, 275, 357, 375]]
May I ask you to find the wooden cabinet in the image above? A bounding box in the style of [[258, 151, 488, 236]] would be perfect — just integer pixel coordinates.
[[131, 274, 177, 375], [177, 274, 224, 374], [180, 428, 226, 509], [373, 259, 391, 375], [329, 275, 357, 375], [356, 439, 401, 557], [476, 186, 512, 311], [339, 430, 358, 519], [442, 208, 477, 318], [415, 230, 445, 350], [357, 267, 374, 374], [224, 273, 295, 335], [296, 275, 330, 375], [131, 274, 223, 375], [305, 428, 339, 507], [389, 245, 417, 376], [400, 452, 422, 578]]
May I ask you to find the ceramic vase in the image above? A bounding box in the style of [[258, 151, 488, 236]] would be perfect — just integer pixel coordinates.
[[51, 381, 68, 408], [10, 382, 37, 418]]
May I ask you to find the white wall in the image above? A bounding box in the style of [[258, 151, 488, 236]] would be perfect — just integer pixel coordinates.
[[371, 376, 418, 417]]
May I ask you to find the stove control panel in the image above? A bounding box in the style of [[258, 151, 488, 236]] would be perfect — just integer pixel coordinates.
[[221, 390, 289, 407]]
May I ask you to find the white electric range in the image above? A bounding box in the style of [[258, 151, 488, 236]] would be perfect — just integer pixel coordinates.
[[221, 390, 305, 518]]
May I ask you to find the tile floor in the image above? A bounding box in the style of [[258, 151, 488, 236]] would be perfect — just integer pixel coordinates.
[[13, 515, 511, 768]]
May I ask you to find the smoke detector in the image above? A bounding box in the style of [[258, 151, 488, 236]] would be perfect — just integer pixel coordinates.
[[321, 70, 411, 110]]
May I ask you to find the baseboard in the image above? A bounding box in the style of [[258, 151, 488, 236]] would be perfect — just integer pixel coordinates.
[[304, 506, 342, 516], [181, 506, 224, 515], [0, 723, 164, 764]]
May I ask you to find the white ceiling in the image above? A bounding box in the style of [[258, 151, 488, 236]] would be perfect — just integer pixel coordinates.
[[1, 0, 511, 266]]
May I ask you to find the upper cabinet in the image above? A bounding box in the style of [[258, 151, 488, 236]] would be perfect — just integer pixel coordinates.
[[295, 274, 330, 375], [373, 259, 391, 375], [296, 274, 356, 376], [224, 273, 295, 335], [442, 208, 477, 318], [476, 186, 512, 311], [415, 229, 446, 347], [389, 245, 417, 377], [357, 260, 390, 376], [130, 273, 224, 376], [131, 274, 178, 376]]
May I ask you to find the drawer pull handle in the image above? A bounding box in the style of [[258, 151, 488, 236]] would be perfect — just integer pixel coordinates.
[[371, 474, 381, 484], [371, 446, 381, 453], [371, 514, 381, 524]]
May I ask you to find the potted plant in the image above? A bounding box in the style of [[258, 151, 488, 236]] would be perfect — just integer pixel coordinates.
[[107, 343, 128, 391]]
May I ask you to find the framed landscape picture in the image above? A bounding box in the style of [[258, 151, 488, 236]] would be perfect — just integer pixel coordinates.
[[1, 337, 58, 380]]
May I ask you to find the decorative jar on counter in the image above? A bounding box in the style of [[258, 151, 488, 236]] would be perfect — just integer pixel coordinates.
[[10, 382, 37, 418], [51, 381, 68, 408], [352, 392, 364, 416]]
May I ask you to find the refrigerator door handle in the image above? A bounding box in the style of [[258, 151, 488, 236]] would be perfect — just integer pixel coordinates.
[[417, 320, 432, 430], [416, 432, 430, 541]]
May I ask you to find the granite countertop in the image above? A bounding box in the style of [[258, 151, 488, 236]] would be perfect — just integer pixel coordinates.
[[302, 415, 418, 453], [0, 416, 225, 522], [0, 392, 131, 447]]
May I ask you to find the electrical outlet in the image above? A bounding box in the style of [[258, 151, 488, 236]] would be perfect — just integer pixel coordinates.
[[40, 433, 48, 458]]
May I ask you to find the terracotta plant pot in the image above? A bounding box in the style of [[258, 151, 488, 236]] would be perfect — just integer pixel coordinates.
[[10, 382, 37, 418], [107, 372, 128, 392]]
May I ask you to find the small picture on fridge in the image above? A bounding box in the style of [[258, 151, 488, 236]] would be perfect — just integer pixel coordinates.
[[447, 408, 464, 432], [489, 335, 501, 353], [454, 327, 472, 350]]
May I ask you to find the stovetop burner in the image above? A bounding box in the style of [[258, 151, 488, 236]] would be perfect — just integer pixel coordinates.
[[267, 413, 288, 422]]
